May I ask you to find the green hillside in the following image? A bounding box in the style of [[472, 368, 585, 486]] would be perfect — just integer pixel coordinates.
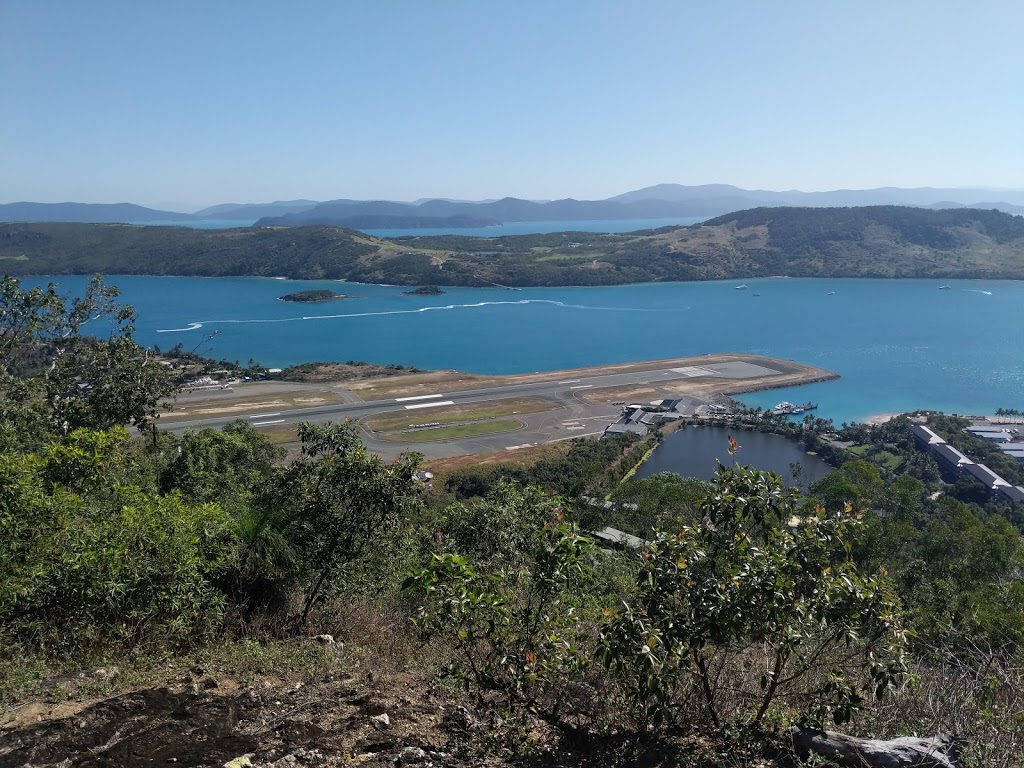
[[2, 206, 1023, 285]]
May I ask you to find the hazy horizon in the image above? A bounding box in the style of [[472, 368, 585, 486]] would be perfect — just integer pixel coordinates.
[[6, 182, 1024, 217], [2, 0, 1021, 208]]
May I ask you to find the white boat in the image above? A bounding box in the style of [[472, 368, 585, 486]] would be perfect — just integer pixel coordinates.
[[939, 285, 952, 290], [734, 284, 748, 290]]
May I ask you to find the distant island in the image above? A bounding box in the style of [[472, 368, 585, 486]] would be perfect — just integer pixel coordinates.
[[279, 289, 353, 303], [4, 206, 1024, 286], [4, 185, 1024, 224], [402, 285, 446, 295]]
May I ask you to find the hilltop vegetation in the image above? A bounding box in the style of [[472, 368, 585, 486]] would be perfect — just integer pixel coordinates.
[[2, 277, 1022, 766], [2, 206, 1023, 285]]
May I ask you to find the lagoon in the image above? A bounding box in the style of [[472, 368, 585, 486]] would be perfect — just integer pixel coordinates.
[[635, 426, 834, 489], [23, 275, 1024, 425]]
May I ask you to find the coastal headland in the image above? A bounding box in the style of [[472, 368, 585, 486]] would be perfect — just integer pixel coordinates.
[[163, 353, 837, 460]]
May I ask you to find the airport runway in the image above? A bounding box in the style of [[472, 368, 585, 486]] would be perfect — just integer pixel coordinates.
[[165, 364, 709, 433], [162, 358, 803, 459]]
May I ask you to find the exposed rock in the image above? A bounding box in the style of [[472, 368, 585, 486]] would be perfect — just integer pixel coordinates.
[[398, 746, 429, 764]]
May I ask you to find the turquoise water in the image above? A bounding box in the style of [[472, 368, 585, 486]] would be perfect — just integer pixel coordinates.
[[22, 276, 1024, 425], [134, 217, 705, 236]]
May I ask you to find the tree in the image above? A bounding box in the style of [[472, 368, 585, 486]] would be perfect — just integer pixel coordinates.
[[405, 483, 595, 721], [161, 420, 284, 505], [599, 461, 908, 731], [0, 275, 176, 439], [267, 421, 420, 626]]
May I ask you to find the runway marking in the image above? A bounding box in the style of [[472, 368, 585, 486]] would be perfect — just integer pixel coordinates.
[[566, 426, 586, 430], [570, 384, 593, 389], [505, 443, 537, 451], [404, 400, 456, 410], [670, 366, 719, 377], [252, 419, 286, 426], [249, 412, 280, 418], [395, 394, 444, 402], [558, 379, 581, 383]]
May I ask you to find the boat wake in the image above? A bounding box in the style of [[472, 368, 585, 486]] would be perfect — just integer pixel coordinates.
[[963, 289, 994, 295], [155, 299, 680, 333], [156, 322, 203, 333]]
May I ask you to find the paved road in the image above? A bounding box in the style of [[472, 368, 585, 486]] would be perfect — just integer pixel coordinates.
[[165, 368, 712, 454]]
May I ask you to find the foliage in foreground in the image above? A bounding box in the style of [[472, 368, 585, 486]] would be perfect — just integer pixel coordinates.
[[406, 465, 909, 740]]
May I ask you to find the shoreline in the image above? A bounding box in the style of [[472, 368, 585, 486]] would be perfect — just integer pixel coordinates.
[[861, 412, 902, 425]]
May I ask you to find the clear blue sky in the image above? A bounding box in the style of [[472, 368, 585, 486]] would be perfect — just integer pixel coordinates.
[[2, 0, 1022, 210]]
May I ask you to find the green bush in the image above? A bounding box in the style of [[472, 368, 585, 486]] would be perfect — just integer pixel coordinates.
[[599, 462, 909, 731], [405, 484, 595, 721], [0, 442, 235, 652]]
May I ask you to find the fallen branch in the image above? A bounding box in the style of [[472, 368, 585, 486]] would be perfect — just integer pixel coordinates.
[[790, 727, 963, 768]]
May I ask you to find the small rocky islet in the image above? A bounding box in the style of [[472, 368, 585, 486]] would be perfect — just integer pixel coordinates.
[[278, 289, 354, 303]]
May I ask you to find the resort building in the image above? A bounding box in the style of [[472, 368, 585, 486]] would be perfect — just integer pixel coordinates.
[[909, 424, 1024, 502], [910, 425, 945, 448], [931, 444, 974, 475], [963, 462, 1011, 491], [964, 429, 1015, 444], [998, 485, 1024, 503]]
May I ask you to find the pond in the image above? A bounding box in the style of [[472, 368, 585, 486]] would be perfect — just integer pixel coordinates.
[[634, 425, 834, 490]]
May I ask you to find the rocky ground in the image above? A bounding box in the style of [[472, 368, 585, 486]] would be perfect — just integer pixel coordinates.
[[0, 640, 507, 768]]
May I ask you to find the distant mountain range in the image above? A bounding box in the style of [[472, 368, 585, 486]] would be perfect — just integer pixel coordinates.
[[2, 185, 1023, 226]]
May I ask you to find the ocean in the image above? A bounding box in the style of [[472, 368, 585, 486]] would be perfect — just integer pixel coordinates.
[[20, 275, 1024, 426], [134, 217, 706, 237]]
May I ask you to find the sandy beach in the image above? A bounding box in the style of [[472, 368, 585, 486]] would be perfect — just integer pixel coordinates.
[[862, 412, 902, 425]]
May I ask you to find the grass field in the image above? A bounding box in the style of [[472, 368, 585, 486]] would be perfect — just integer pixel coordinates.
[[362, 398, 551, 432], [849, 444, 904, 471], [381, 419, 522, 442]]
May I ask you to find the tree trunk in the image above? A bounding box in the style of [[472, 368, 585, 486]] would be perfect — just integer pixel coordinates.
[[790, 727, 963, 768]]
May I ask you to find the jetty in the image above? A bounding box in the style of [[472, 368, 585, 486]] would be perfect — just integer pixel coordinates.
[[771, 401, 817, 416]]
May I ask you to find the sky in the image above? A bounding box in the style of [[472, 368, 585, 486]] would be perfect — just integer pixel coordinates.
[[1, 0, 1022, 211]]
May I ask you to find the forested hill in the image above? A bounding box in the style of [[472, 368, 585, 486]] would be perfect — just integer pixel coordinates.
[[2, 206, 1022, 285]]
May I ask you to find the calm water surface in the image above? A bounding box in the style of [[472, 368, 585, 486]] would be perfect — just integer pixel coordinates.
[[636, 426, 833, 488], [135, 217, 705, 236], [25, 276, 1024, 425]]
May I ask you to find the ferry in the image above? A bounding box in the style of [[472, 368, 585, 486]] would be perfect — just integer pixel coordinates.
[[771, 401, 818, 416]]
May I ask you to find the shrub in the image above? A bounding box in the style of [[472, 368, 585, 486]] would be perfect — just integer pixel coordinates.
[[599, 461, 909, 731]]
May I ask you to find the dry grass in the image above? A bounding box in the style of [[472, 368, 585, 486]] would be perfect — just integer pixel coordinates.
[[423, 442, 568, 474], [363, 398, 551, 433], [380, 420, 522, 442]]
